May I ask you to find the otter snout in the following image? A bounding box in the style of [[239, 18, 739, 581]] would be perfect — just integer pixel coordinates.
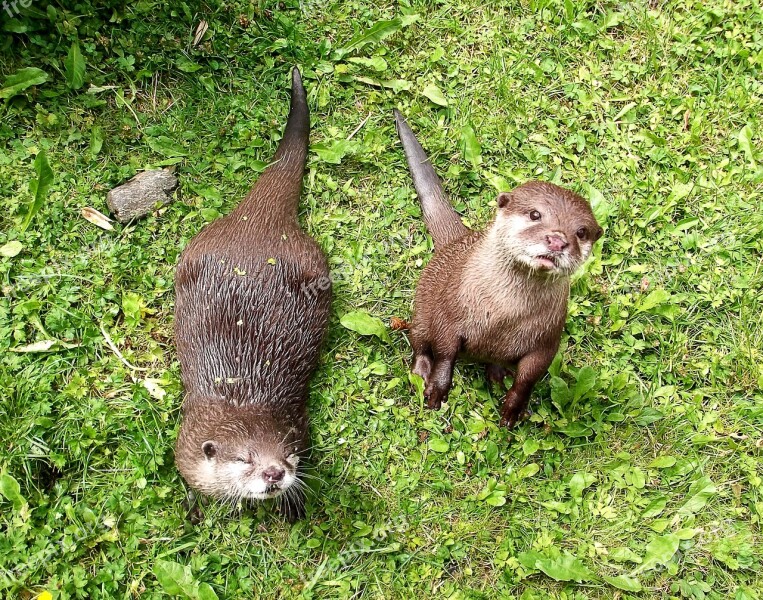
[[546, 233, 568, 253], [262, 465, 286, 484]]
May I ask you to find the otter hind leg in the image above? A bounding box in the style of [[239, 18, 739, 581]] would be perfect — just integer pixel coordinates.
[[499, 349, 554, 429]]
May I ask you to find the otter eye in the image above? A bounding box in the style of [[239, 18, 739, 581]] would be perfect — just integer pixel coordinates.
[[529, 210, 541, 221], [202, 441, 217, 459], [576, 227, 588, 240]]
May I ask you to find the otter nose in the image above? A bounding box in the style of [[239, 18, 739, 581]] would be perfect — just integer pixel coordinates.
[[546, 234, 568, 252], [262, 466, 285, 484]]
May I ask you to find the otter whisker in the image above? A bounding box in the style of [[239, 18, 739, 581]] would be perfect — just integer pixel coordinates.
[[296, 471, 327, 486]]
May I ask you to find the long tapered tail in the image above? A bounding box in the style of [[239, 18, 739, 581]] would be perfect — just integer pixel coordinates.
[[237, 68, 309, 221], [394, 110, 469, 250]]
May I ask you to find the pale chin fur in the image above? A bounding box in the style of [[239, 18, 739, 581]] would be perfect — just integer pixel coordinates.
[[492, 213, 591, 276], [195, 453, 300, 501]]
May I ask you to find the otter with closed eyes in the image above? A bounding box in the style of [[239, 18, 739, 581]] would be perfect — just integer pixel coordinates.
[[395, 110, 602, 428], [174, 69, 330, 521]]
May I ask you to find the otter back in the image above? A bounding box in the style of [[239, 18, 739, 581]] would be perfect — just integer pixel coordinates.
[[173, 69, 331, 521]]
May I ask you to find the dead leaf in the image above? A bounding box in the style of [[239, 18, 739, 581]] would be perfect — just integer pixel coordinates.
[[390, 316, 409, 331], [0, 241, 23, 257], [193, 21, 209, 47], [142, 378, 166, 400], [81, 207, 114, 230], [11, 339, 80, 352]]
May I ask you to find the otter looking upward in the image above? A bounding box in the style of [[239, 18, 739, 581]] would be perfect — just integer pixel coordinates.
[[174, 69, 331, 521], [394, 110, 602, 428]]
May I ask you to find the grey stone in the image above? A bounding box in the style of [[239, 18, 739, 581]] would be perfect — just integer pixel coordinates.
[[107, 168, 179, 223]]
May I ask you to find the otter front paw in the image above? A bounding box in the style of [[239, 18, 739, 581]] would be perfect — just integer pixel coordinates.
[[499, 394, 530, 429], [424, 385, 447, 410]]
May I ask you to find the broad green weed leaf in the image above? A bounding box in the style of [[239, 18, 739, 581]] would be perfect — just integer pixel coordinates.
[[649, 518, 670, 533], [556, 422, 593, 437], [379, 79, 412, 93], [422, 83, 448, 106], [541, 500, 572, 514], [603, 574, 643, 592], [337, 15, 418, 58], [197, 583, 219, 600], [154, 559, 196, 597], [564, 0, 575, 21], [485, 494, 506, 507], [348, 57, 388, 71], [572, 366, 596, 402], [636, 289, 671, 313], [586, 185, 612, 227], [569, 472, 596, 501], [484, 440, 499, 464], [428, 438, 449, 453], [482, 170, 510, 192], [147, 136, 188, 157], [522, 439, 540, 456], [312, 140, 356, 164], [122, 292, 142, 326], [738, 124, 756, 166], [408, 372, 424, 398], [177, 56, 203, 73], [476, 478, 497, 501], [353, 77, 411, 92], [64, 41, 86, 89], [674, 528, 699, 540], [549, 376, 571, 408], [627, 467, 646, 489], [21, 150, 54, 231], [634, 407, 664, 426], [89, 126, 104, 158], [649, 456, 676, 469], [0, 241, 23, 257], [641, 495, 667, 519], [461, 124, 481, 167], [634, 533, 680, 573], [678, 476, 716, 517], [0, 67, 48, 99], [340, 311, 389, 340], [0, 473, 26, 510], [736, 587, 759, 600], [517, 550, 545, 570], [517, 463, 540, 479], [609, 547, 642, 563], [535, 553, 596, 582]]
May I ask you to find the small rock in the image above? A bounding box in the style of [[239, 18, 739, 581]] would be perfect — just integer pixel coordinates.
[[107, 168, 178, 223]]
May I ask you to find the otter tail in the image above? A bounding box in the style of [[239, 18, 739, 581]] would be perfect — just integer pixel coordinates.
[[238, 68, 309, 222], [394, 110, 469, 250]]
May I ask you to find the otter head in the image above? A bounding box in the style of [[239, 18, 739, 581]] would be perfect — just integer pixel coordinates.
[[491, 181, 602, 276], [175, 397, 306, 503]]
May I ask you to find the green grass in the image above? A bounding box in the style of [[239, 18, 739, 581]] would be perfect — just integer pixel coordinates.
[[1, 0, 762, 598]]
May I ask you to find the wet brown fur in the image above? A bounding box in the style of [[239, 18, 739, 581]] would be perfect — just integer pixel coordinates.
[[174, 69, 330, 520], [395, 111, 601, 428]]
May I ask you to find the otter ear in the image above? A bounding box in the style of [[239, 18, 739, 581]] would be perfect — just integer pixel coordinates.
[[594, 226, 604, 241], [202, 441, 218, 459], [497, 192, 512, 208]]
